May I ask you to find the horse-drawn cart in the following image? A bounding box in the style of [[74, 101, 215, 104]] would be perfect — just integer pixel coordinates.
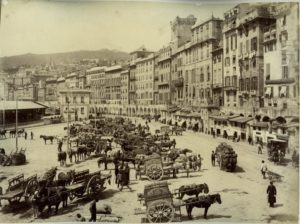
[[135, 154, 174, 181], [215, 143, 237, 172], [138, 181, 178, 223], [0, 174, 38, 204], [60, 169, 111, 200], [137, 182, 221, 223], [0, 148, 26, 166]]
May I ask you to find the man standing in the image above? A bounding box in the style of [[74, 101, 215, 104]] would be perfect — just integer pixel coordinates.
[[261, 160, 268, 179], [24, 132, 27, 140], [119, 163, 132, 191], [258, 144, 262, 154], [267, 181, 277, 207], [89, 199, 98, 222], [58, 140, 63, 152], [211, 151, 215, 166], [31, 131, 34, 140]]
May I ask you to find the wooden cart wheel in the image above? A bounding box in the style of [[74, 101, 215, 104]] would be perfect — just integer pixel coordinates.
[[24, 179, 38, 202], [86, 175, 102, 197], [147, 200, 174, 223], [146, 164, 163, 181]]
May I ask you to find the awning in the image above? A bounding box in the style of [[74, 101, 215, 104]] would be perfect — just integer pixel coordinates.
[[0, 101, 47, 110], [252, 122, 269, 128], [229, 116, 254, 124], [209, 115, 229, 122], [187, 112, 202, 119], [280, 86, 287, 97], [265, 87, 271, 96]]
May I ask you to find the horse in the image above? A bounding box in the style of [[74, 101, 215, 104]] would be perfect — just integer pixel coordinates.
[[67, 149, 78, 163], [185, 193, 222, 219], [17, 128, 25, 136], [34, 186, 69, 216], [9, 130, 16, 138], [0, 130, 6, 138], [40, 135, 55, 144], [177, 183, 209, 199], [57, 151, 67, 167]]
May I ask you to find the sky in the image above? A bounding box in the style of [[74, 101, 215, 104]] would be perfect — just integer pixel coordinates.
[[0, 0, 236, 57]]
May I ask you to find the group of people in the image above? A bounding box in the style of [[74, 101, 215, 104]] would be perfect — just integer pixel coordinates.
[[114, 161, 132, 191], [23, 130, 34, 140]]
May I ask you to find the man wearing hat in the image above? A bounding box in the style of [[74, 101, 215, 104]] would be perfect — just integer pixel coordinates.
[[267, 181, 277, 207]]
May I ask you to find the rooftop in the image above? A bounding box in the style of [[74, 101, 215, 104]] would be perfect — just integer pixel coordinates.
[[0, 101, 47, 110]]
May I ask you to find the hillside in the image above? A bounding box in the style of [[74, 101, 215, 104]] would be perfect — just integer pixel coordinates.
[[0, 49, 130, 69]]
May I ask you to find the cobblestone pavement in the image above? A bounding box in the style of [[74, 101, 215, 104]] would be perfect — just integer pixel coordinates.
[[0, 117, 298, 223]]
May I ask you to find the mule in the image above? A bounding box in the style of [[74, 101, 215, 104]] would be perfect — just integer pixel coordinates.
[[34, 186, 69, 216], [177, 183, 209, 199], [40, 135, 55, 144], [185, 193, 222, 219], [57, 151, 67, 167], [0, 130, 6, 138]]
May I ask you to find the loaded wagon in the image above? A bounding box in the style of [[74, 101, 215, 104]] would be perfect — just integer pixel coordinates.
[[267, 139, 287, 164], [135, 153, 192, 181], [60, 169, 111, 200], [138, 181, 179, 223], [0, 174, 38, 204], [215, 143, 237, 172], [0, 148, 26, 166]]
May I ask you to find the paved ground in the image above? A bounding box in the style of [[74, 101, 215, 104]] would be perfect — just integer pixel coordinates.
[[0, 117, 298, 223]]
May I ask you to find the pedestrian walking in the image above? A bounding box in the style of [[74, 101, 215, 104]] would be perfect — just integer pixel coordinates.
[[211, 151, 215, 166], [24, 132, 27, 140], [31, 191, 39, 219], [31, 131, 34, 140], [257, 144, 262, 154], [267, 181, 277, 207], [261, 160, 268, 179], [119, 162, 132, 191], [197, 154, 202, 171], [58, 140, 63, 152], [89, 199, 98, 222], [114, 160, 119, 184]]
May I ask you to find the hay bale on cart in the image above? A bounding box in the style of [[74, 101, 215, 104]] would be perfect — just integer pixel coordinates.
[[215, 143, 237, 172]]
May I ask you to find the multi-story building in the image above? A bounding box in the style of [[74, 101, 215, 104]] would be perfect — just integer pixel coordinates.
[[211, 40, 224, 107], [88, 67, 106, 104], [45, 77, 58, 101], [263, 2, 299, 117], [187, 16, 223, 108], [170, 45, 185, 106], [128, 47, 152, 105], [105, 65, 122, 105], [120, 70, 129, 106], [65, 72, 79, 89], [223, 4, 275, 115], [59, 89, 91, 121], [157, 46, 172, 105], [135, 53, 155, 105]]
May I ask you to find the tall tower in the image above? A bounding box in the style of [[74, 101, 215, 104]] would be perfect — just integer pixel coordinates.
[[170, 15, 197, 51]]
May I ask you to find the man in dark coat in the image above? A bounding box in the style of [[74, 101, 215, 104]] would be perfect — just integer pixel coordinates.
[[267, 181, 277, 207], [211, 151, 215, 166], [58, 140, 63, 152], [119, 163, 132, 191], [89, 199, 99, 222]]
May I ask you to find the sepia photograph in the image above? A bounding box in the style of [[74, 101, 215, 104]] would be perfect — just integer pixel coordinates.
[[0, 0, 299, 223]]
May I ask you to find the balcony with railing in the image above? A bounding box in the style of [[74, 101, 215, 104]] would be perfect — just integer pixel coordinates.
[[158, 80, 170, 86], [212, 83, 223, 90], [172, 77, 184, 87], [263, 24, 277, 44], [129, 76, 136, 81]]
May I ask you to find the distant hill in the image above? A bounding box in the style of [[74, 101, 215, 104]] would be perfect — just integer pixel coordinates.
[[0, 49, 130, 70]]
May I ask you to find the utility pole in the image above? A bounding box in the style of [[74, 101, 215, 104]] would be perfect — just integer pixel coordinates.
[[67, 89, 70, 153], [16, 94, 18, 150]]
